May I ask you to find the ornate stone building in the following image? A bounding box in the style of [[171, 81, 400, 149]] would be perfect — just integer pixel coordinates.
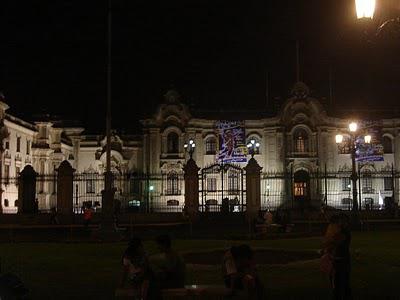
[[0, 83, 398, 213]]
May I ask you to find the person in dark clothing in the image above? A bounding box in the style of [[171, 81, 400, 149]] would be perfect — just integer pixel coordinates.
[[152, 234, 185, 289], [223, 244, 266, 299], [323, 214, 352, 300], [332, 214, 352, 300], [119, 238, 160, 300]]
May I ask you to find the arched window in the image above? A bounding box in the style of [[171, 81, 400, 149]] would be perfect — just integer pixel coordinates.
[[382, 136, 393, 154], [167, 132, 179, 153], [3, 199, 9, 207], [246, 136, 260, 154], [205, 137, 217, 155], [166, 171, 179, 195], [294, 129, 308, 153]]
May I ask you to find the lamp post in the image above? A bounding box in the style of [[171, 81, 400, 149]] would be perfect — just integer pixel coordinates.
[[246, 139, 260, 158], [355, 0, 400, 36], [184, 139, 196, 159], [336, 122, 371, 225]]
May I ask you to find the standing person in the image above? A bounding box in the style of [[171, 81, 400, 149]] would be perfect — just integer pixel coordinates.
[[50, 207, 59, 225], [322, 214, 352, 299], [119, 238, 160, 300], [83, 204, 93, 228], [152, 234, 185, 289], [33, 199, 39, 214]]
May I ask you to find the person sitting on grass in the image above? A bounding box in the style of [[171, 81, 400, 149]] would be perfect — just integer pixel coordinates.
[[151, 234, 185, 289], [223, 244, 266, 299], [119, 238, 160, 300]]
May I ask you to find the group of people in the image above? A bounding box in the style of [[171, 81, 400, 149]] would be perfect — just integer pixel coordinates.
[[119, 235, 185, 300]]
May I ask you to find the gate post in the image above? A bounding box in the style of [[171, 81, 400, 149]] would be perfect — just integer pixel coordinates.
[[183, 158, 200, 220], [56, 160, 75, 215], [244, 157, 262, 221], [18, 165, 37, 214]]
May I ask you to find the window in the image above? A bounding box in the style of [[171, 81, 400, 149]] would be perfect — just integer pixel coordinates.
[[205, 137, 217, 155], [26, 140, 30, 155], [384, 177, 393, 191], [166, 171, 179, 195], [15, 166, 20, 177], [167, 200, 179, 206], [4, 165, 9, 184], [342, 177, 351, 191], [16, 136, 21, 152], [167, 132, 179, 153], [341, 198, 351, 205], [294, 129, 308, 153], [4, 199, 9, 207], [383, 136, 393, 154], [228, 173, 239, 193], [207, 178, 217, 192], [86, 176, 96, 193], [5, 140, 9, 150], [362, 171, 373, 193], [294, 182, 306, 196]]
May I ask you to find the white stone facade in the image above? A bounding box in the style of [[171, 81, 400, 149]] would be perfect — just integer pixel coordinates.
[[0, 83, 399, 213]]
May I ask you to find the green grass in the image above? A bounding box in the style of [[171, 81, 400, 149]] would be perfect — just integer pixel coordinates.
[[0, 231, 399, 299]]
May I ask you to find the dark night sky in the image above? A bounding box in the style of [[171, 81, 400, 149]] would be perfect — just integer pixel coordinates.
[[1, 0, 400, 133]]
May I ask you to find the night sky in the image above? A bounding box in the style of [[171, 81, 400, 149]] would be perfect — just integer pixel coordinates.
[[1, 0, 400, 133]]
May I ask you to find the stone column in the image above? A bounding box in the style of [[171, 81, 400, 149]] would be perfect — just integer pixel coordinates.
[[18, 165, 37, 213], [244, 157, 262, 221], [183, 158, 200, 220], [57, 160, 75, 215]]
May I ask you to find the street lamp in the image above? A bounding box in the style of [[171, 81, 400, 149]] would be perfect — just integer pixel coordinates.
[[336, 121, 371, 225], [355, 0, 376, 19], [355, 0, 400, 36], [184, 139, 196, 159], [246, 139, 260, 158]]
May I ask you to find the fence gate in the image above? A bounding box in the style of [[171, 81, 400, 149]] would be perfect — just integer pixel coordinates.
[[200, 163, 245, 212]]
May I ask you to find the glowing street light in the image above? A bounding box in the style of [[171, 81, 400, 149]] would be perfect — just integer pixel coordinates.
[[349, 122, 358, 132], [355, 0, 376, 19], [184, 138, 196, 159], [246, 139, 260, 158]]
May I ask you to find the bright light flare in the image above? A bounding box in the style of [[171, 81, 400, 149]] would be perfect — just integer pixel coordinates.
[[355, 0, 376, 19], [349, 122, 358, 132], [336, 134, 344, 144]]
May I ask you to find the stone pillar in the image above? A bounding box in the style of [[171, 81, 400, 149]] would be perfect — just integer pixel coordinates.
[[244, 157, 262, 221], [183, 158, 200, 220], [57, 160, 75, 214], [18, 165, 37, 213]]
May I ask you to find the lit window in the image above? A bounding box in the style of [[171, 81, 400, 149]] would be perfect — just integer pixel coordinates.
[[294, 182, 306, 196], [294, 129, 308, 153], [228, 172, 239, 193]]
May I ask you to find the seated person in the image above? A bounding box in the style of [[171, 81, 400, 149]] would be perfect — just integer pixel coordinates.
[[150, 234, 185, 289], [119, 238, 160, 300], [223, 245, 266, 299]]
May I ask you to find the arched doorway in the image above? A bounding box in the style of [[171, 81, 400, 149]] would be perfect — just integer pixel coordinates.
[[293, 170, 310, 207]]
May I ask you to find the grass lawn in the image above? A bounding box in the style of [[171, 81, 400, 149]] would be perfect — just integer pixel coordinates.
[[0, 231, 399, 299]]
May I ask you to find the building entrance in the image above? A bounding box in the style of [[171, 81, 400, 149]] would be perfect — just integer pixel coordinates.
[[293, 170, 310, 207]]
